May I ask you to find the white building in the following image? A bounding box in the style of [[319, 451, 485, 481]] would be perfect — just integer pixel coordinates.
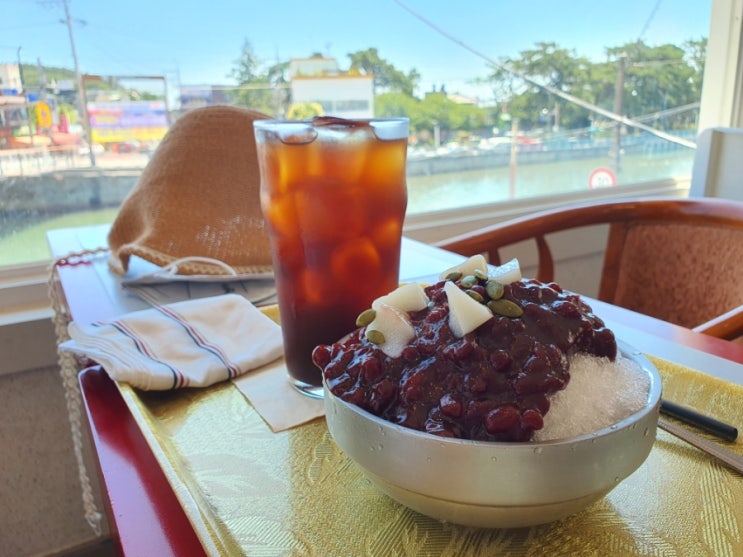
[[289, 56, 374, 119], [0, 63, 22, 93]]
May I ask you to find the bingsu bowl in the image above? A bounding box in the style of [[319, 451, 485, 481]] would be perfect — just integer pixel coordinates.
[[314, 256, 662, 528], [323, 341, 660, 528]]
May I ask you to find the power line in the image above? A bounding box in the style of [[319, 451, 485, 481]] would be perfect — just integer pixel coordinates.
[[638, 0, 663, 41], [392, 0, 696, 150]]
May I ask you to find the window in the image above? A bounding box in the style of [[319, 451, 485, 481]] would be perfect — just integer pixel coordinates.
[[0, 0, 729, 275], [335, 100, 370, 111]]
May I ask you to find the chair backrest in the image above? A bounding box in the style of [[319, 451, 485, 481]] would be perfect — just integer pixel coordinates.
[[434, 197, 743, 337]]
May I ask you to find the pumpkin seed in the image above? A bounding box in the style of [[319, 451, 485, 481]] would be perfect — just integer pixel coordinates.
[[466, 289, 484, 303], [444, 271, 463, 281], [485, 279, 505, 300], [487, 299, 523, 318], [365, 329, 386, 345], [356, 308, 376, 327], [474, 268, 488, 280], [460, 275, 477, 288]]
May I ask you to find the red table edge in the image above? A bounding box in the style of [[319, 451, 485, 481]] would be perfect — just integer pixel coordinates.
[[588, 298, 743, 366], [80, 366, 207, 557]]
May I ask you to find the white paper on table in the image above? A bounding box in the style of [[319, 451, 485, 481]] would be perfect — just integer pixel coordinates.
[[232, 357, 326, 432]]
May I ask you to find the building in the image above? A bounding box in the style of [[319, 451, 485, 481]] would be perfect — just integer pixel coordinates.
[[0, 63, 22, 94], [289, 56, 374, 119], [289, 56, 341, 78], [291, 73, 374, 119], [179, 85, 231, 110]]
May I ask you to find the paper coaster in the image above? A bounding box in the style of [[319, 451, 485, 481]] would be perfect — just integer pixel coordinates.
[[232, 357, 325, 432]]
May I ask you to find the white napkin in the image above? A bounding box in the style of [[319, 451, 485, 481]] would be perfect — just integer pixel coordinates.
[[60, 294, 284, 390]]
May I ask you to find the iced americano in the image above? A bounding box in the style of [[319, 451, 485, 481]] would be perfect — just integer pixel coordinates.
[[254, 117, 409, 396]]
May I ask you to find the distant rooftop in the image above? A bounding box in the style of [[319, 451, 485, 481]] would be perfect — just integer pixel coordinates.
[[289, 56, 340, 78]]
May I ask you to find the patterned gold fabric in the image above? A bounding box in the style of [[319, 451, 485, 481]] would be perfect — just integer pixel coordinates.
[[118, 332, 743, 555]]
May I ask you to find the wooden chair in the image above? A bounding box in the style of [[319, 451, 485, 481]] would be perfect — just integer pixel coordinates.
[[434, 196, 743, 341]]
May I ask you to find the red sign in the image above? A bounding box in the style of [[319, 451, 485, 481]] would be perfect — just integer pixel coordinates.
[[588, 167, 617, 189]]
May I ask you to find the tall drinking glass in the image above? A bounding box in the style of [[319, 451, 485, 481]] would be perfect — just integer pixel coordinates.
[[254, 117, 409, 398]]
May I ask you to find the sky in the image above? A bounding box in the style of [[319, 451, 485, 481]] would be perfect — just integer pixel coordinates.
[[0, 0, 711, 103]]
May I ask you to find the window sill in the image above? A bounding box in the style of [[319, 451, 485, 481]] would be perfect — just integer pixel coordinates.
[[0, 261, 57, 376], [0, 261, 53, 324]]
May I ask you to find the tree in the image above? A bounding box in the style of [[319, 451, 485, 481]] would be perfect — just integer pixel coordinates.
[[228, 40, 278, 115], [600, 41, 700, 130], [488, 42, 593, 130], [286, 101, 324, 120], [347, 48, 419, 96], [375, 91, 416, 115], [486, 39, 704, 133]]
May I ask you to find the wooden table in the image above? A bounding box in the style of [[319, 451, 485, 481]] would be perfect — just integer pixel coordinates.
[[48, 225, 743, 556]]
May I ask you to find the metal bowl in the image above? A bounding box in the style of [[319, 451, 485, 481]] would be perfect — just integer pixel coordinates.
[[323, 340, 662, 528]]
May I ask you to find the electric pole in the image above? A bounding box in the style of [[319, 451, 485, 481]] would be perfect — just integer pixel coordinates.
[[611, 53, 627, 174], [63, 0, 96, 166], [16, 46, 35, 147]]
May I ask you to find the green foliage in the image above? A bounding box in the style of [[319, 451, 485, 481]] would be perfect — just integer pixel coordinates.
[[374, 92, 419, 122], [375, 91, 492, 140], [227, 40, 290, 116], [488, 39, 706, 132], [17, 64, 76, 90], [286, 102, 324, 119], [609, 42, 700, 129], [347, 48, 419, 96], [58, 102, 78, 124]]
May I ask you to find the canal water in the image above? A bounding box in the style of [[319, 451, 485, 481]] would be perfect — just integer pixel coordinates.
[[1, 148, 695, 267], [406, 150, 695, 214]]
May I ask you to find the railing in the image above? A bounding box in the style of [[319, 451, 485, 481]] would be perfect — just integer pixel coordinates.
[[0, 145, 150, 177]]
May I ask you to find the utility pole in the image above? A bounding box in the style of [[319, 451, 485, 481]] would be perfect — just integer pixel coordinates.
[[509, 118, 518, 199], [37, 58, 47, 101], [611, 53, 627, 174], [63, 0, 96, 166], [16, 47, 25, 92], [16, 46, 35, 147]]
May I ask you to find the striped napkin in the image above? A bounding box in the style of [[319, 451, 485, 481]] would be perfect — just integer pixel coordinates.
[[60, 294, 284, 390]]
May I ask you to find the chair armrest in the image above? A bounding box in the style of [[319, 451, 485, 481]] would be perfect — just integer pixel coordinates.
[[693, 304, 743, 341]]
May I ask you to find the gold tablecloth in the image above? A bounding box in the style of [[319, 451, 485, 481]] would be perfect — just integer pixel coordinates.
[[118, 310, 743, 556]]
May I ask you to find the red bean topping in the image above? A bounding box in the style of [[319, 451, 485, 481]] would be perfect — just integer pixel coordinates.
[[522, 408, 545, 430], [313, 278, 617, 442], [359, 355, 382, 384], [485, 405, 521, 434], [470, 284, 487, 298], [439, 393, 463, 418], [311, 345, 332, 369]]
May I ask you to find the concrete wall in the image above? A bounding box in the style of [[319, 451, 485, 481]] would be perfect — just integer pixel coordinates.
[[0, 359, 112, 556], [1, 170, 138, 215]]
